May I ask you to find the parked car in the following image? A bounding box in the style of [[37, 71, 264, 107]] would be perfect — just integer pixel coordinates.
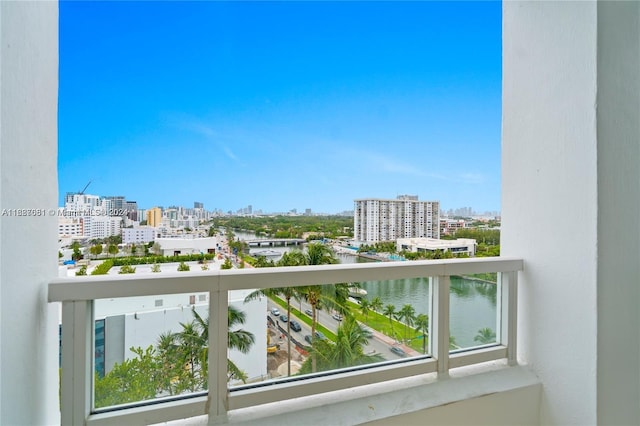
[[271, 308, 280, 316], [332, 313, 343, 321], [304, 309, 313, 316], [290, 320, 301, 332], [280, 314, 288, 323], [305, 331, 327, 343], [390, 346, 407, 357]]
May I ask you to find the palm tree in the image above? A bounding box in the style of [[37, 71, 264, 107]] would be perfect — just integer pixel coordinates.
[[383, 304, 396, 331], [474, 327, 496, 345], [449, 335, 459, 350], [156, 331, 184, 395], [175, 321, 204, 392], [305, 242, 338, 267], [359, 299, 371, 324], [245, 285, 299, 377], [299, 317, 384, 374], [397, 304, 416, 343], [174, 306, 255, 391], [297, 243, 338, 373], [414, 314, 429, 354], [370, 296, 383, 314]]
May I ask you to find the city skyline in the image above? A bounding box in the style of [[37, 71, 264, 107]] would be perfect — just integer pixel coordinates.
[[58, 2, 501, 214]]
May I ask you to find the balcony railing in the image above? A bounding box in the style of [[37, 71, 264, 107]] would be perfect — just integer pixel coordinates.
[[49, 257, 522, 425]]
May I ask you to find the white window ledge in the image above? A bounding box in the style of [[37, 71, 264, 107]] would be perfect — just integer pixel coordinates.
[[160, 363, 541, 426]]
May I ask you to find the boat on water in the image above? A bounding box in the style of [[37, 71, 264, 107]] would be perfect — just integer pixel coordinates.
[[348, 286, 368, 298], [250, 249, 282, 258]]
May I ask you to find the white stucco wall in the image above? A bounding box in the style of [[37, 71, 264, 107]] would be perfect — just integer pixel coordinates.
[[0, 2, 59, 424], [502, 2, 599, 424], [503, 1, 640, 425], [595, 2, 640, 425]]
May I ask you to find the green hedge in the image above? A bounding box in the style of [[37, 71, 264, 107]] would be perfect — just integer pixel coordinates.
[[111, 253, 215, 267], [91, 259, 114, 275]]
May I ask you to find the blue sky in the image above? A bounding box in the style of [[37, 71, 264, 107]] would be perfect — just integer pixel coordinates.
[[59, 1, 501, 214]]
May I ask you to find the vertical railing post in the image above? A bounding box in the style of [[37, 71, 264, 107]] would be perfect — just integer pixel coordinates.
[[61, 300, 92, 425], [207, 287, 229, 424], [499, 271, 518, 365], [431, 275, 450, 377]]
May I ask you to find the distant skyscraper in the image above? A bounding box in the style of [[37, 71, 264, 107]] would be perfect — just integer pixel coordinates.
[[103, 196, 126, 215], [354, 196, 440, 243], [194, 201, 204, 209], [124, 201, 138, 221], [147, 207, 162, 227]]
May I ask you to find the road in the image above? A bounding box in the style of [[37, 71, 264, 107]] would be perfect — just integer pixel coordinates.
[[267, 299, 409, 361]]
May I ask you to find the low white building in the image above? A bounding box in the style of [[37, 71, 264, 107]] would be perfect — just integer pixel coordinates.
[[155, 236, 220, 256], [397, 237, 477, 257], [122, 226, 156, 244]]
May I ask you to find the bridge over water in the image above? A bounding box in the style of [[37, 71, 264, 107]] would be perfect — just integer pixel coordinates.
[[245, 238, 306, 247]]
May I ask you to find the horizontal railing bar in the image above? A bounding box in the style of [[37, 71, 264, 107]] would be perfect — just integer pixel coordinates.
[[86, 396, 207, 426], [448, 346, 508, 369], [228, 358, 437, 410], [49, 257, 523, 302]]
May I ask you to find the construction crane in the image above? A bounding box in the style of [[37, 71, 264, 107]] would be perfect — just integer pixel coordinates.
[[78, 180, 92, 195]]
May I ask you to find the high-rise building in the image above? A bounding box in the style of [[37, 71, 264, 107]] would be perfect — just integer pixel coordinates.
[[124, 201, 138, 221], [354, 196, 439, 243], [103, 196, 126, 215], [194, 201, 203, 209], [147, 207, 162, 228]]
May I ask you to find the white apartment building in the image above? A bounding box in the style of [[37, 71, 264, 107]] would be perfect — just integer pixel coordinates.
[[354, 196, 439, 243], [57, 217, 83, 237], [87, 215, 122, 240], [122, 226, 156, 244], [397, 237, 477, 257]]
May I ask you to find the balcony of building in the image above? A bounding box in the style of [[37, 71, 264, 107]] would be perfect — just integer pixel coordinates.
[[1, 1, 639, 425]]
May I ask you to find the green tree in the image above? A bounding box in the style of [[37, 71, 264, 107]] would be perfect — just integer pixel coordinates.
[[75, 265, 87, 276], [220, 258, 233, 270], [299, 316, 383, 374], [177, 262, 190, 272], [370, 296, 383, 314], [414, 314, 429, 354], [108, 244, 118, 258], [397, 304, 416, 343], [106, 235, 123, 245], [71, 241, 83, 261], [383, 304, 396, 328], [94, 346, 161, 408], [89, 244, 103, 259], [296, 243, 339, 373], [359, 299, 370, 324], [474, 327, 496, 345], [245, 251, 304, 376], [450, 335, 459, 350]]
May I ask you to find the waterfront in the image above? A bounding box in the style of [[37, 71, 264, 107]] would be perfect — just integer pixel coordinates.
[[233, 231, 497, 349]]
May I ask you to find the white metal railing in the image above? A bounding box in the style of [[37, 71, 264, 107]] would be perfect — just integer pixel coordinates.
[[49, 257, 522, 426]]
